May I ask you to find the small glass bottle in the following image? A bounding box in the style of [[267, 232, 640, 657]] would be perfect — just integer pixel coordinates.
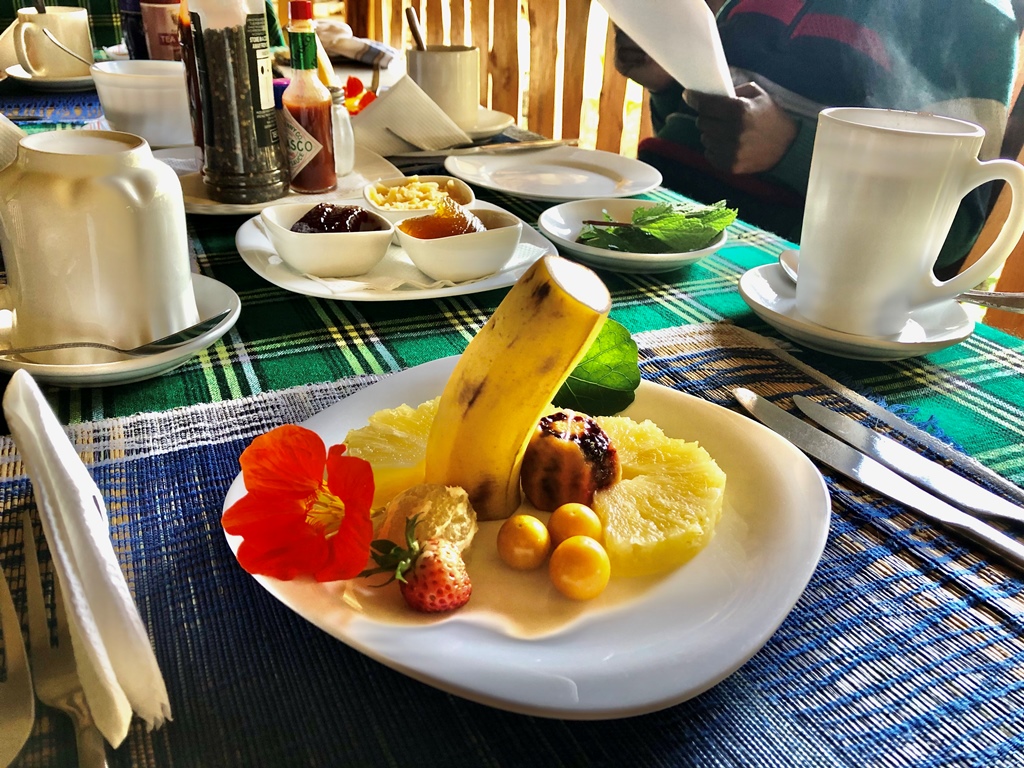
[[282, 0, 336, 193], [329, 86, 355, 176], [177, 0, 203, 158]]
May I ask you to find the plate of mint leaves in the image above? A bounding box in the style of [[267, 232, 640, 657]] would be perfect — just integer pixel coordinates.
[[538, 198, 736, 273]]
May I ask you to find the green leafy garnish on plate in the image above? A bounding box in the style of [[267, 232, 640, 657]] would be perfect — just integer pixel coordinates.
[[577, 200, 737, 254], [554, 319, 640, 416]]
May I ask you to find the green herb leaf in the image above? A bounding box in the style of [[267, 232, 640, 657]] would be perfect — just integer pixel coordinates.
[[553, 318, 640, 416], [577, 200, 737, 254]]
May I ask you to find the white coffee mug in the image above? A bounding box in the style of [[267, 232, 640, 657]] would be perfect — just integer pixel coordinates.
[[796, 107, 1024, 337], [0, 130, 200, 365], [406, 45, 480, 130], [15, 6, 94, 79]]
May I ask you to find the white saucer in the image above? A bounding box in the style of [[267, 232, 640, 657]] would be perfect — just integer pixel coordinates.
[[464, 107, 515, 141], [738, 264, 974, 360], [538, 198, 727, 273], [4, 64, 95, 92], [0, 274, 240, 386]]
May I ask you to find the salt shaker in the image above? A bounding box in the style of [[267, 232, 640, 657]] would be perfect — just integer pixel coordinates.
[[329, 87, 355, 176]]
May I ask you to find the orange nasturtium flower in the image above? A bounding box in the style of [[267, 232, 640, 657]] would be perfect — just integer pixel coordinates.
[[222, 425, 374, 582]]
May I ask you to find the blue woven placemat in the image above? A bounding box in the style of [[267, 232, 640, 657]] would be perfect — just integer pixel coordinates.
[[2, 324, 1022, 768]]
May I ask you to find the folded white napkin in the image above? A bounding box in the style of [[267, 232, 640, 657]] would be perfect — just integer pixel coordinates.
[[290, 241, 548, 294], [0, 113, 26, 171], [352, 75, 471, 156], [3, 370, 171, 747], [315, 19, 397, 68]]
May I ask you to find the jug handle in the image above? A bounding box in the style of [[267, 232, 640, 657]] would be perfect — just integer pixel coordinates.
[[922, 158, 1024, 302]]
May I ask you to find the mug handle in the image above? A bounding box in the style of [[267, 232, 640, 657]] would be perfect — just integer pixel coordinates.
[[15, 21, 44, 77], [919, 157, 1024, 302]]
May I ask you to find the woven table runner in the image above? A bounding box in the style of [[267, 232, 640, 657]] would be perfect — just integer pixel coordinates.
[[2, 324, 1022, 768]]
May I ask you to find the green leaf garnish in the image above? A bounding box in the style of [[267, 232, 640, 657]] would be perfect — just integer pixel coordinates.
[[577, 200, 737, 254], [554, 319, 640, 416]]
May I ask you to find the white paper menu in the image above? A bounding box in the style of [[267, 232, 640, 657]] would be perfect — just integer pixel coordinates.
[[599, 0, 735, 98]]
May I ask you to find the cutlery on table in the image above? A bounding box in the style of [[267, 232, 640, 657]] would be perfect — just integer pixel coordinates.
[[0, 556, 34, 767], [0, 309, 231, 358], [777, 249, 1024, 314], [24, 515, 109, 768], [389, 138, 578, 158], [792, 395, 1024, 526], [733, 388, 1024, 570]]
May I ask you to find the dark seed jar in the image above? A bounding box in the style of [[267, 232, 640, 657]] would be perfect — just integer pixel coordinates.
[[188, 0, 288, 204]]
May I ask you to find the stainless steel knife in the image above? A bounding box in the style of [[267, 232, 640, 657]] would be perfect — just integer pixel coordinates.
[[388, 139, 578, 158], [793, 395, 1024, 526], [733, 388, 1024, 570]]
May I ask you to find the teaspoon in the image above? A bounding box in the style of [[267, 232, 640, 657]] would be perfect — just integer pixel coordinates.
[[41, 27, 92, 67]]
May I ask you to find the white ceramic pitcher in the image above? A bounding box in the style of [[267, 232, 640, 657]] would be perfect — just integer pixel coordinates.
[[0, 130, 199, 365]]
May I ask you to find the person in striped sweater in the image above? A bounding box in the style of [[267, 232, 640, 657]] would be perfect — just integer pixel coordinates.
[[615, 0, 1020, 278]]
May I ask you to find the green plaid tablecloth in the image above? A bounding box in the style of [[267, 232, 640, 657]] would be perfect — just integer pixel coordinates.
[[2, 94, 1024, 765]]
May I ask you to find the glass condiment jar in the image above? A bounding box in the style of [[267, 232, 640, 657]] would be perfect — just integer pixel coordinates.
[[281, 0, 336, 193], [329, 86, 355, 176], [188, 0, 288, 203]]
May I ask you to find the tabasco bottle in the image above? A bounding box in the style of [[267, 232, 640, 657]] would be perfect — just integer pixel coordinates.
[[282, 0, 336, 193]]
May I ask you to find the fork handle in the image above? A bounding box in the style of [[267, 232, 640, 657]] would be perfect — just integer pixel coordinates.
[[75, 723, 109, 768]]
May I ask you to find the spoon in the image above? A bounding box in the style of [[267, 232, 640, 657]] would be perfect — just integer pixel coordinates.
[[41, 27, 92, 67], [0, 310, 232, 358], [32, 0, 45, 13], [405, 7, 427, 51], [777, 249, 1024, 314]]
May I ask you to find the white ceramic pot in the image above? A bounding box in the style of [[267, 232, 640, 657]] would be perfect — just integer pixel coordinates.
[[0, 130, 199, 365]]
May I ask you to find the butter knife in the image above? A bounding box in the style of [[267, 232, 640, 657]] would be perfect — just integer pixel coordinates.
[[733, 388, 1024, 570], [389, 139, 578, 158], [793, 395, 1024, 526]]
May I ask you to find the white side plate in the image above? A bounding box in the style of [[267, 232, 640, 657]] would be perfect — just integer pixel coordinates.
[[234, 200, 556, 302], [156, 147, 402, 216], [445, 145, 662, 202]]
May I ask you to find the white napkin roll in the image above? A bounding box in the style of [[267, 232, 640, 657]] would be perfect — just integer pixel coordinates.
[[4, 370, 172, 747]]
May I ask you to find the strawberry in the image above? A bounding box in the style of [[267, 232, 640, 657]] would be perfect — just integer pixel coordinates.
[[362, 515, 472, 613], [399, 538, 472, 613]]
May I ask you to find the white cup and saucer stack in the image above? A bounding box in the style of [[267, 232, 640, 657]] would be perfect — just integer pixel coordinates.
[[740, 107, 1024, 360], [4, 6, 96, 90]]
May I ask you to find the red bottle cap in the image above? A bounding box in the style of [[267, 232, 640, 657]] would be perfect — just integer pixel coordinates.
[[289, 0, 313, 20]]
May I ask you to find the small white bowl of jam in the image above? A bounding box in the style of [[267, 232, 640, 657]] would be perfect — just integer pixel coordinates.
[[260, 202, 394, 277], [395, 199, 522, 282]]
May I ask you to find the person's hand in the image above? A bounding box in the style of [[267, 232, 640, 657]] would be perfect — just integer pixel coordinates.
[[683, 82, 798, 174], [612, 26, 676, 93]]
